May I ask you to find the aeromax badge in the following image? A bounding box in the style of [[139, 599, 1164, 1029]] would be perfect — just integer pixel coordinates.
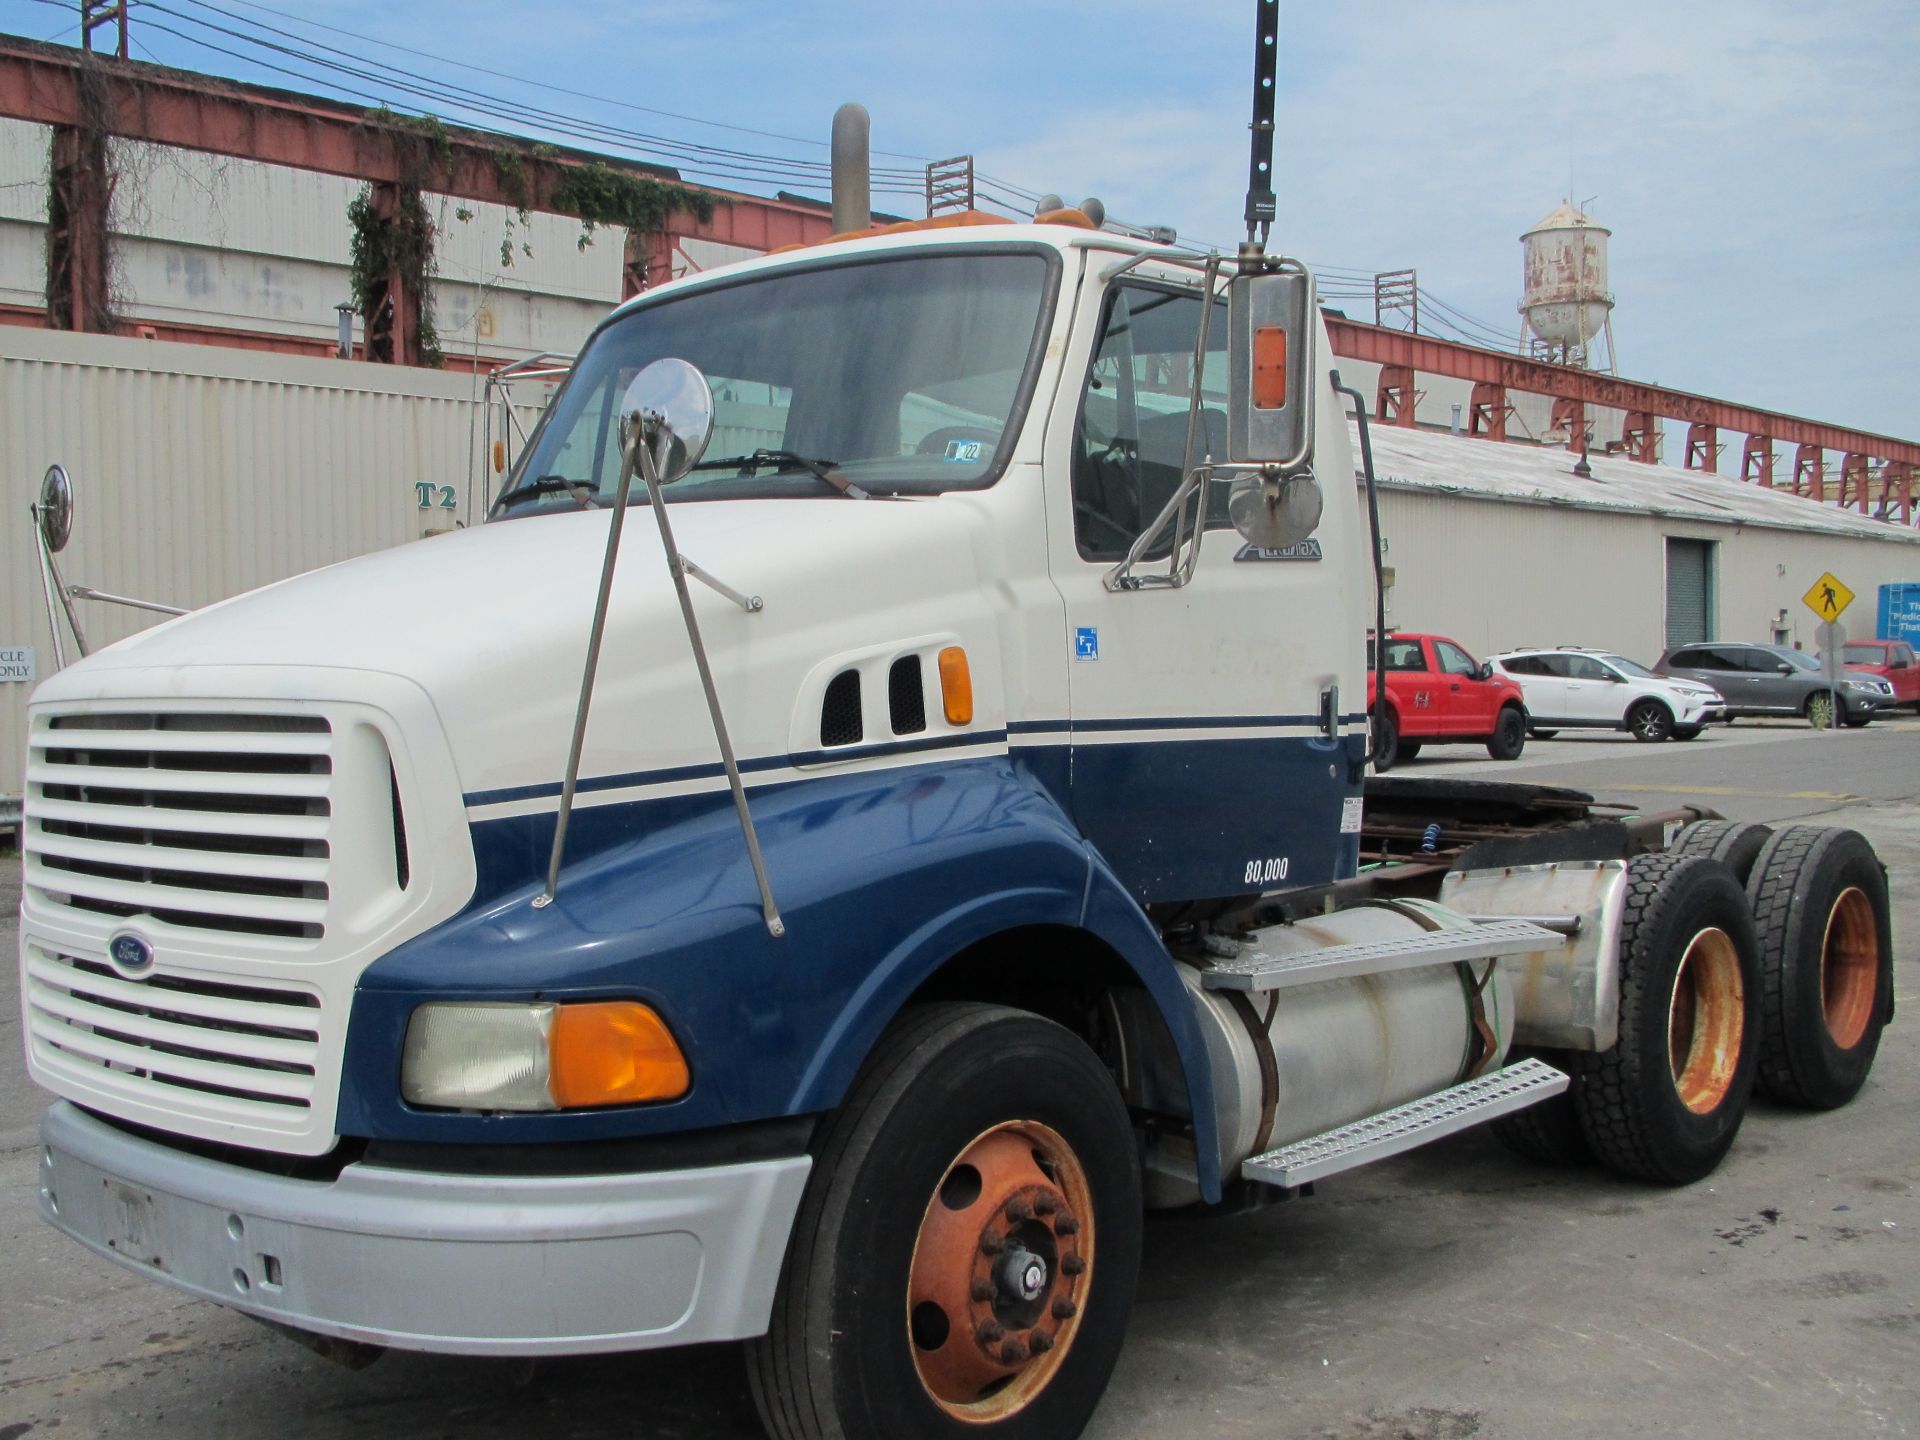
[[107, 930, 156, 978]]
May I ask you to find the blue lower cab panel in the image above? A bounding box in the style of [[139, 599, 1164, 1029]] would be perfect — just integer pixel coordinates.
[[1061, 728, 1368, 903]]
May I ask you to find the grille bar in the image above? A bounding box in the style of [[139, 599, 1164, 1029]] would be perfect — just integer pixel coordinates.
[[39, 728, 333, 756], [32, 1007, 317, 1102], [27, 980, 319, 1069], [29, 829, 330, 883], [25, 859, 328, 924], [23, 953, 320, 1032], [28, 797, 330, 842], [28, 762, 332, 799]]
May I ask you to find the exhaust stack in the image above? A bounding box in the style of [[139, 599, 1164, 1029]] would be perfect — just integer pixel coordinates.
[[831, 103, 871, 233]]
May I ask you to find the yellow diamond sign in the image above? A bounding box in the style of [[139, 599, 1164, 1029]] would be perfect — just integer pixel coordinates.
[[1803, 571, 1855, 621]]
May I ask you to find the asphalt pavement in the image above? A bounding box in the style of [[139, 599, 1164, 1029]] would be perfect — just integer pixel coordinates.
[[2, 720, 1916, 1440]]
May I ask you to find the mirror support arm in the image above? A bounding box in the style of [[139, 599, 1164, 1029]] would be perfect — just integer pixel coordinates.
[[31, 517, 87, 661], [637, 440, 785, 938]]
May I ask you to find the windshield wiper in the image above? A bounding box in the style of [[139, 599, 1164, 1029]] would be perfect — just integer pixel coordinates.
[[689, 448, 869, 499], [494, 475, 603, 509]]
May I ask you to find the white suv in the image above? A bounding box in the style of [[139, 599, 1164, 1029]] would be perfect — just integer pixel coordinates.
[[1493, 647, 1727, 742]]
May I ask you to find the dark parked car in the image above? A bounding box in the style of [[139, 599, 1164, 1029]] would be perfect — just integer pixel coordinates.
[[1655, 641, 1892, 727]]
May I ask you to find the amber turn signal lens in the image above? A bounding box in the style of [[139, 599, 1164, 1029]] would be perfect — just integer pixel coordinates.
[[938, 646, 973, 726], [1252, 326, 1288, 409], [491, 439, 507, 473], [549, 1001, 689, 1109]]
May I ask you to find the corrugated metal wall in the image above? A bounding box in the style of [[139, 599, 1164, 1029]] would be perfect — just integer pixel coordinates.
[[2, 326, 548, 797], [1376, 486, 1920, 664]]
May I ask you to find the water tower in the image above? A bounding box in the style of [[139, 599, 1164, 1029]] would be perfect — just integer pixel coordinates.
[[1517, 202, 1616, 372]]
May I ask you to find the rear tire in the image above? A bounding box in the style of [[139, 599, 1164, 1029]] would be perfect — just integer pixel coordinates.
[[748, 1003, 1141, 1440], [1571, 854, 1759, 1185], [1668, 819, 1773, 887], [1745, 826, 1892, 1109], [1486, 706, 1527, 761], [1628, 700, 1673, 742], [1396, 740, 1422, 760]]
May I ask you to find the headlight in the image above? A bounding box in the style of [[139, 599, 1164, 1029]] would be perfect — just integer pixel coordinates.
[[402, 1000, 690, 1111]]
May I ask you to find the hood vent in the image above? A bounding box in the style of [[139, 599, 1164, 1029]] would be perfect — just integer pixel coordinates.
[[820, 670, 864, 747], [889, 656, 927, 735]]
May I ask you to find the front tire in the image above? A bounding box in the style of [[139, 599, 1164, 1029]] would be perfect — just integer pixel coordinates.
[[1745, 827, 1892, 1109], [1672, 726, 1702, 740], [1486, 705, 1527, 760], [748, 1003, 1142, 1440], [1571, 854, 1759, 1184], [1628, 699, 1673, 742]]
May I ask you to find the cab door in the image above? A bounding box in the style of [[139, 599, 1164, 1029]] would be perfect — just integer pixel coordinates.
[[1562, 653, 1626, 723], [1040, 262, 1368, 904], [1433, 638, 1496, 734]]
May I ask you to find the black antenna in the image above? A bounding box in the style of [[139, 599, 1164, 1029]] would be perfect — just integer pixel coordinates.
[[1242, 0, 1279, 261]]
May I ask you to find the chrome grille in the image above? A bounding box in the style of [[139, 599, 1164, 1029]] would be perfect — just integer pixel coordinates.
[[24, 946, 321, 1116], [25, 712, 333, 942]]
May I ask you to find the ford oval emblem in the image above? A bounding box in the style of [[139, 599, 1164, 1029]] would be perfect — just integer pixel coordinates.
[[107, 930, 156, 978]]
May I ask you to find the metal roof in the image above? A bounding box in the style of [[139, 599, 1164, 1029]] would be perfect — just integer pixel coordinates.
[[1355, 420, 1920, 546]]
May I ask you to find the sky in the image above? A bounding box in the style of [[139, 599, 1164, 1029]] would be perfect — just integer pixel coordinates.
[[3, 0, 1917, 446]]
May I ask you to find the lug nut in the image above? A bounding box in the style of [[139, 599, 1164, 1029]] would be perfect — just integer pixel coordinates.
[[971, 1279, 995, 1302], [1033, 1193, 1058, 1215], [976, 1320, 1005, 1346], [1052, 1297, 1078, 1320], [1060, 1253, 1086, 1276], [1029, 1330, 1054, 1354], [999, 1339, 1029, 1365], [1005, 1197, 1033, 1222], [1054, 1213, 1078, 1236], [979, 1232, 1005, 1255]]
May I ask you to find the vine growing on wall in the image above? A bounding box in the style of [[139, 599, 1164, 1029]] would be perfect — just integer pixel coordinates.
[[347, 182, 442, 366]]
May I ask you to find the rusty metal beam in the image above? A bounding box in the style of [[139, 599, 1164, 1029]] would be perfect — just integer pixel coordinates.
[[1376, 364, 1417, 427], [0, 36, 829, 255], [1551, 398, 1591, 454], [1684, 422, 1718, 471], [46, 122, 113, 331], [1793, 443, 1825, 503], [1621, 410, 1660, 464], [1325, 314, 1920, 467], [1742, 434, 1774, 487], [1468, 381, 1509, 442]]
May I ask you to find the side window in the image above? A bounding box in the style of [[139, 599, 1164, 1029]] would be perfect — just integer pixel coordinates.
[[1503, 656, 1543, 676], [1534, 654, 1574, 678], [1435, 641, 1479, 677], [1381, 639, 1428, 672], [1566, 655, 1611, 682], [1667, 648, 1704, 668], [1073, 282, 1228, 561], [1691, 647, 1741, 671], [1896, 644, 1915, 668], [1737, 648, 1785, 673]]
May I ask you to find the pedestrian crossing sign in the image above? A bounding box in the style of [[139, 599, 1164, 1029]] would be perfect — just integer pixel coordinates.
[[1803, 572, 1855, 621]]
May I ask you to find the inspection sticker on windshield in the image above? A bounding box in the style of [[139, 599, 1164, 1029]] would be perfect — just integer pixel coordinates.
[[943, 439, 985, 463], [1341, 796, 1364, 833], [1074, 627, 1100, 662]]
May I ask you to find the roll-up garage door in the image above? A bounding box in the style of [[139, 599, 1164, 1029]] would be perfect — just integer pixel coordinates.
[[1665, 538, 1712, 648]]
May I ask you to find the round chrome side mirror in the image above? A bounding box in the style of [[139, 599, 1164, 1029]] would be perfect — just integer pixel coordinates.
[[1228, 467, 1323, 550], [37, 464, 74, 553], [619, 358, 715, 485]]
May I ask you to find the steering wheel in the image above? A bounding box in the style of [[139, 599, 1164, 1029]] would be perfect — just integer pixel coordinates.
[[914, 425, 1001, 460]]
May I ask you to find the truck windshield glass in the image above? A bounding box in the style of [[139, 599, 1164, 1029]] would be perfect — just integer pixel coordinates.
[[494, 250, 1053, 514]]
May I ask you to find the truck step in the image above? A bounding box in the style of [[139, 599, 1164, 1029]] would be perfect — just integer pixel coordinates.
[[1200, 918, 1561, 993], [1241, 1057, 1570, 1188]]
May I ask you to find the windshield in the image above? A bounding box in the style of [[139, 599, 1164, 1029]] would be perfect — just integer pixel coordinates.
[[1603, 654, 1658, 678], [495, 249, 1056, 515]]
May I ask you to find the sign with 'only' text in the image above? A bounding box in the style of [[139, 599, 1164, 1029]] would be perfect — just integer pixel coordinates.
[[0, 646, 36, 682]]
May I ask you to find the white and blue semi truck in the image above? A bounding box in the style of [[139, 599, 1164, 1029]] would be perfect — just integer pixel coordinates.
[[14, 65, 1896, 1439]]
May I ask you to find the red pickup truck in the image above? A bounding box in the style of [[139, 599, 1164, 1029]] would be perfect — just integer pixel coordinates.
[[1367, 631, 1530, 771], [1840, 640, 1920, 711]]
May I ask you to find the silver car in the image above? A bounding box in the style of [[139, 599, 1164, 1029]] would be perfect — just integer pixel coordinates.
[[1654, 642, 1891, 727]]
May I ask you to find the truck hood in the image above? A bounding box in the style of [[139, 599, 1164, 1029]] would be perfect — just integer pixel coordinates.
[[32, 489, 1035, 803]]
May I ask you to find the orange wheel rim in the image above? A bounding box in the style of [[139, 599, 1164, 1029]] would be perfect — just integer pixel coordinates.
[[905, 1120, 1092, 1422], [1820, 887, 1877, 1049], [1667, 926, 1744, 1114]]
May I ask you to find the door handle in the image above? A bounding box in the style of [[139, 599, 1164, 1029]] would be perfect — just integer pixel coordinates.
[[1450, 682, 1462, 691]]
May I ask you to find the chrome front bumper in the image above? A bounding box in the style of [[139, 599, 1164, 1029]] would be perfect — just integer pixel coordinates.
[[37, 1102, 811, 1356]]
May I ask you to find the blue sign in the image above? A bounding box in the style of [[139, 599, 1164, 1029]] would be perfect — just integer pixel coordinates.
[[1074, 627, 1100, 662]]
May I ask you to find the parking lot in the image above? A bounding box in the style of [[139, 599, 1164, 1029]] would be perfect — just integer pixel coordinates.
[[3, 719, 1916, 1440]]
